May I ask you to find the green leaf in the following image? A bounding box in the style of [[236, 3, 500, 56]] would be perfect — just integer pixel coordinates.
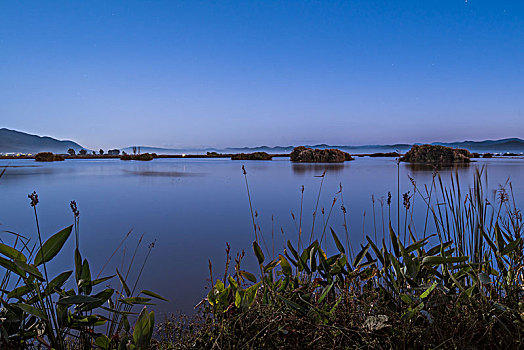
[[277, 295, 307, 315], [253, 241, 265, 265], [330, 228, 345, 254], [7, 285, 33, 299], [14, 260, 44, 281], [309, 244, 317, 272], [353, 244, 370, 268], [44, 270, 73, 295], [422, 256, 469, 265], [240, 270, 257, 283], [74, 248, 82, 283], [263, 259, 279, 272], [427, 241, 452, 256], [34, 225, 73, 266], [279, 254, 292, 276], [389, 222, 400, 258], [244, 282, 260, 307], [0, 243, 27, 262], [0, 256, 25, 277], [95, 335, 111, 350], [494, 223, 505, 252], [15, 303, 48, 320], [286, 240, 300, 261], [133, 307, 154, 348], [57, 295, 100, 304], [366, 236, 384, 265], [406, 235, 434, 253], [91, 274, 115, 286], [116, 268, 131, 297], [79, 259, 92, 294], [400, 294, 412, 304], [235, 290, 241, 308], [121, 297, 152, 305], [420, 282, 437, 299], [100, 306, 137, 315], [501, 238, 521, 256], [140, 290, 168, 301], [79, 288, 114, 311], [214, 279, 225, 292], [399, 241, 419, 279], [318, 281, 334, 304], [478, 272, 492, 284]]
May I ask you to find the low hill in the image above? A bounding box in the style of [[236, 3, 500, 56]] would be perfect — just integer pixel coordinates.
[[436, 138, 524, 152], [0, 128, 85, 154]]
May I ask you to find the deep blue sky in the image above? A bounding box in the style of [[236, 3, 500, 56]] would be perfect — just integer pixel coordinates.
[[1, 1, 523, 149]]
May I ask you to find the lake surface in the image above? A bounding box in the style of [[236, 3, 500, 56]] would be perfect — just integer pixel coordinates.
[[1, 157, 523, 317]]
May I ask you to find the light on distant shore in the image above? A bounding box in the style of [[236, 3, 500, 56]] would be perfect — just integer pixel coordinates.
[[182, 154, 186, 157]]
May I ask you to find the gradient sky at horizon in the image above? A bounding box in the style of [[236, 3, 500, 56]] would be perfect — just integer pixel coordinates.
[[1, 1, 523, 149]]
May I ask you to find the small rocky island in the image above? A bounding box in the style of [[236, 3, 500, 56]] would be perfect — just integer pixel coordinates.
[[35, 152, 65, 162], [401, 144, 472, 164], [120, 153, 156, 161], [231, 152, 272, 160], [290, 146, 353, 163]]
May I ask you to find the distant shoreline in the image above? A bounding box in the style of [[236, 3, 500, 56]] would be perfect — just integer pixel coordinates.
[[1, 152, 523, 161]]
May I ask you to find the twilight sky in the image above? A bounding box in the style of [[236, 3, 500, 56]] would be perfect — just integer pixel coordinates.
[[1, 1, 523, 149]]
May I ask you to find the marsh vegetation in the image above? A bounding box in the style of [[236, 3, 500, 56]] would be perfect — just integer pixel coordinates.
[[158, 167, 523, 349]]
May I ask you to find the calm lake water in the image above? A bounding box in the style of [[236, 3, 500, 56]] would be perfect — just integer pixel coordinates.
[[1, 157, 523, 317]]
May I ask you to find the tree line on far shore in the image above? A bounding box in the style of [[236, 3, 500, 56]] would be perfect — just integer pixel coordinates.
[[67, 148, 121, 156]]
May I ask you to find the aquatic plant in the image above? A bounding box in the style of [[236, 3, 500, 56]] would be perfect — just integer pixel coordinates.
[[159, 166, 523, 349], [0, 170, 165, 349]]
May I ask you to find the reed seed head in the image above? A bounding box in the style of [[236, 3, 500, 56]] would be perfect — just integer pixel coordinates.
[[403, 191, 411, 210], [28, 191, 39, 207], [70, 200, 80, 217]]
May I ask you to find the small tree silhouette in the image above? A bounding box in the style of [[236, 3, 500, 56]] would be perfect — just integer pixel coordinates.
[[67, 148, 75, 156]]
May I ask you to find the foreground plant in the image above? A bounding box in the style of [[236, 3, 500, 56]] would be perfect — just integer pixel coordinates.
[[0, 172, 165, 349], [159, 167, 523, 349]]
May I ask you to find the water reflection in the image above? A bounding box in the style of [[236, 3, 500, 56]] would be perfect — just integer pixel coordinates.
[[291, 163, 347, 175], [0, 167, 58, 179], [122, 169, 204, 177], [406, 162, 471, 173]]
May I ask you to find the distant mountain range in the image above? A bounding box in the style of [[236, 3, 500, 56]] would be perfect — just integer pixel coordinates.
[[124, 138, 524, 155], [0, 128, 85, 154], [1, 128, 523, 155]]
